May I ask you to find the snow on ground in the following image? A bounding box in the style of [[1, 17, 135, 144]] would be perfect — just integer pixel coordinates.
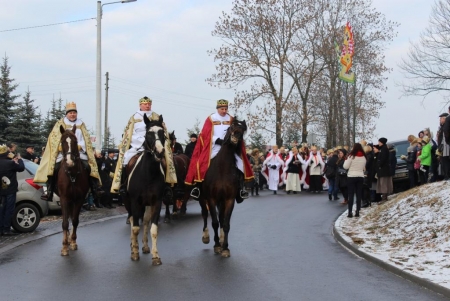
[[336, 181, 450, 289]]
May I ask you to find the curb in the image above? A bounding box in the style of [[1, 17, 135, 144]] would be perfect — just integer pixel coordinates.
[[0, 213, 128, 256], [333, 214, 450, 298]]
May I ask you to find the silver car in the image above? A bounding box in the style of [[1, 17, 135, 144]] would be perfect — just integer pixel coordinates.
[[13, 159, 49, 233]]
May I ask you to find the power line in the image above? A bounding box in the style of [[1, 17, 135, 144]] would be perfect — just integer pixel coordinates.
[[0, 18, 96, 33], [20, 76, 95, 84]]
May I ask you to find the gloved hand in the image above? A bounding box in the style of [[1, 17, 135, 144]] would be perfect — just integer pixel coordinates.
[[271, 165, 277, 170], [215, 138, 223, 145]]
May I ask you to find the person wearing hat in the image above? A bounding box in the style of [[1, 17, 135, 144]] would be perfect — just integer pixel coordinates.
[[0, 144, 25, 236], [438, 112, 450, 180], [418, 136, 432, 184], [22, 146, 38, 163], [249, 148, 263, 196], [111, 96, 177, 195], [185, 99, 253, 202], [184, 133, 197, 159], [375, 137, 392, 202], [35, 102, 104, 202], [171, 132, 184, 155]]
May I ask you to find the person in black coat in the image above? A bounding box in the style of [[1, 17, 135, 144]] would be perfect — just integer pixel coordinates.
[[376, 138, 393, 201], [171, 136, 184, 155], [184, 134, 197, 159], [388, 144, 397, 177], [0, 146, 25, 236], [22, 146, 39, 164], [401, 143, 417, 189], [102, 150, 117, 208], [325, 150, 339, 201]]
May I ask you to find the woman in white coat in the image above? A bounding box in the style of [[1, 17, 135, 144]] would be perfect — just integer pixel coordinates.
[[283, 147, 305, 194], [263, 146, 284, 194], [343, 143, 367, 218]]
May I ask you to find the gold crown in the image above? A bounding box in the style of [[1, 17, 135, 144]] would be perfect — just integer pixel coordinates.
[[216, 99, 229, 108], [139, 96, 152, 104], [65, 102, 77, 113], [0, 144, 7, 155]]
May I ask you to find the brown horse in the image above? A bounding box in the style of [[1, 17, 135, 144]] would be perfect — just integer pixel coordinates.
[[124, 114, 166, 265], [199, 118, 247, 257], [57, 125, 90, 256], [163, 131, 191, 223]]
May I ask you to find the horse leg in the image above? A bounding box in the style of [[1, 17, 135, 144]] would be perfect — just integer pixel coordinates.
[[199, 197, 209, 244], [69, 203, 82, 251], [130, 204, 141, 261], [163, 200, 171, 223], [61, 200, 70, 256], [209, 200, 221, 254], [180, 189, 190, 217], [150, 202, 162, 265], [142, 206, 151, 254], [220, 199, 235, 258]]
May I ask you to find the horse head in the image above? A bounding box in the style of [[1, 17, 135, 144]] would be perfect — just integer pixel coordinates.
[[143, 114, 166, 162], [224, 117, 247, 146], [169, 131, 176, 149], [59, 124, 80, 168]]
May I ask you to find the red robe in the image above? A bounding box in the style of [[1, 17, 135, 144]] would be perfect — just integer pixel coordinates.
[[185, 114, 253, 185]]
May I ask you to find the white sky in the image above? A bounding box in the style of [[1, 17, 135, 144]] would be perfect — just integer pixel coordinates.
[[0, 0, 442, 148]]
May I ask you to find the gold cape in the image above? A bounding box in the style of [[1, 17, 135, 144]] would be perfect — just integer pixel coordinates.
[[33, 118, 101, 184], [111, 112, 177, 193]]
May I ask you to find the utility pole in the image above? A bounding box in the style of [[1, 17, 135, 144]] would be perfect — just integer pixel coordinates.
[[104, 71, 109, 149]]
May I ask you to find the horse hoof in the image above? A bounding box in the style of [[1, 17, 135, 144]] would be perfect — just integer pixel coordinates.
[[69, 244, 78, 251], [142, 246, 150, 254], [131, 254, 140, 261], [221, 250, 230, 258], [61, 250, 69, 256], [152, 258, 162, 266], [202, 236, 210, 244], [214, 246, 222, 254]]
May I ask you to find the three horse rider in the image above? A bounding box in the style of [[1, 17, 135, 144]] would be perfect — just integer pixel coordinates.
[[35, 102, 104, 201], [185, 99, 253, 203], [111, 96, 177, 195]]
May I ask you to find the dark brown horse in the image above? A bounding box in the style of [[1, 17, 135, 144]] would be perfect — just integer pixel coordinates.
[[124, 114, 166, 265], [199, 118, 247, 257], [163, 131, 191, 223], [57, 125, 90, 256]]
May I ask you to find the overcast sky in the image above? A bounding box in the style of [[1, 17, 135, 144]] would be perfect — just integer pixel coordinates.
[[0, 0, 441, 148]]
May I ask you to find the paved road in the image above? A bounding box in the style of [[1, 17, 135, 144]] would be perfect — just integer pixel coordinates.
[[0, 190, 447, 301]]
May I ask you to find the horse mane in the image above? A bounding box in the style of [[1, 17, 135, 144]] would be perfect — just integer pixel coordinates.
[[222, 117, 247, 157]]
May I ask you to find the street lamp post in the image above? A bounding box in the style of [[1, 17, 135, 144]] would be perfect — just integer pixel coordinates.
[[96, 0, 136, 151]]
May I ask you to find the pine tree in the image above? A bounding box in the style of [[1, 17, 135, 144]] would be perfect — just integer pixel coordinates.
[[248, 130, 265, 152], [8, 89, 44, 153], [0, 55, 20, 144], [42, 96, 65, 138]]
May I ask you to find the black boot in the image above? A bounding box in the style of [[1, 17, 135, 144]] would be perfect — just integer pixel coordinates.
[[251, 187, 254, 196], [236, 171, 249, 204], [119, 166, 128, 196], [164, 183, 174, 203], [255, 186, 259, 196], [41, 162, 60, 202], [328, 193, 332, 201]]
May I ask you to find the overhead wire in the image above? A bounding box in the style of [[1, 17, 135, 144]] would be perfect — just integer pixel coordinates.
[[0, 18, 96, 33]]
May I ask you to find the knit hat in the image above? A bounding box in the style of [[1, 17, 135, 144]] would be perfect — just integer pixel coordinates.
[[378, 137, 387, 145], [190, 133, 197, 139]]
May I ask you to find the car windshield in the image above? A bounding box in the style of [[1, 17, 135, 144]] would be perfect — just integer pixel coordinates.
[[392, 142, 409, 158], [23, 159, 39, 175]]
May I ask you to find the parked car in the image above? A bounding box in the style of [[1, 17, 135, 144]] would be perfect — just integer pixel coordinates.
[[14, 159, 49, 232], [388, 140, 410, 192]]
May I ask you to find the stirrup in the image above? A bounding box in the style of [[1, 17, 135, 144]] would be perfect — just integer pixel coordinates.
[[190, 187, 200, 199], [240, 190, 249, 199]]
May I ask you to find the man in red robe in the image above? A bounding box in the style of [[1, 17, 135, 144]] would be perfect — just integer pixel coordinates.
[[185, 99, 253, 203]]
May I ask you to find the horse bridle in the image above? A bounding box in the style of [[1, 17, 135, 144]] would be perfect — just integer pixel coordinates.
[[61, 138, 81, 183], [143, 129, 164, 160]]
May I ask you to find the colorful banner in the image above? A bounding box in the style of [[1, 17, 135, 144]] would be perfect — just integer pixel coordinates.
[[335, 21, 355, 83]]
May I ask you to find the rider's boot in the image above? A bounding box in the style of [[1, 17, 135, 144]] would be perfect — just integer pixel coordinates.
[[163, 183, 174, 203], [190, 182, 201, 199], [236, 171, 249, 204], [41, 162, 60, 202], [119, 166, 128, 196], [83, 160, 104, 198]]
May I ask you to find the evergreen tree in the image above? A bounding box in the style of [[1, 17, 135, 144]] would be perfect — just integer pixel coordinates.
[[248, 130, 265, 152], [185, 118, 201, 146], [103, 126, 116, 150], [0, 55, 20, 144], [9, 89, 44, 153], [42, 96, 65, 138]]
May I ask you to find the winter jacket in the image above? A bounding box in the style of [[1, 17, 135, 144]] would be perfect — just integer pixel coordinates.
[[343, 153, 366, 178], [389, 149, 397, 177], [376, 144, 391, 178], [0, 156, 25, 195], [404, 149, 417, 171], [419, 143, 432, 167], [325, 155, 338, 179]]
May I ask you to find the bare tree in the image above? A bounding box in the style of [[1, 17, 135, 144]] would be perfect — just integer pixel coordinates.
[[399, 0, 450, 100]]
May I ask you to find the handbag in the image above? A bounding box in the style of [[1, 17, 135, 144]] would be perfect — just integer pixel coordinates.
[[337, 167, 347, 175], [414, 160, 420, 170]]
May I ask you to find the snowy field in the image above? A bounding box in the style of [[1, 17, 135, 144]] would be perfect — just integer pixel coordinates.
[[336, 181, 450, 289]]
